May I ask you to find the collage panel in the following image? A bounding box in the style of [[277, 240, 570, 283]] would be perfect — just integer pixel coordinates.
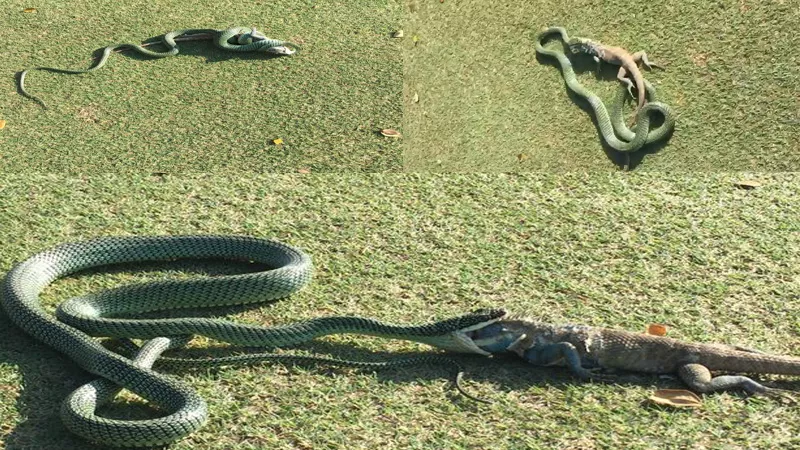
[[403, 0, 799, 171], [1, 173, 799, 448], [3, 0, 404, 172]]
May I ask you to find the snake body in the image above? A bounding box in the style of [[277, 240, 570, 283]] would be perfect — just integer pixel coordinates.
[[1, 235, 504, 447], [534, 27, 674, 153], [18, 26, 299, 108]]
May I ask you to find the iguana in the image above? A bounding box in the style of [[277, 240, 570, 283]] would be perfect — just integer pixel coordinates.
[[568, 38, 664, 120], [466, 315, 799, 397]]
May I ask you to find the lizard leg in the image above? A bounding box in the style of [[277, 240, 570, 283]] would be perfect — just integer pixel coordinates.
[[593, 56, 602, 76], [631, 51, 664, 70], [524, 343, 610, 381], [617, 66, 635, 99], [678, 363, 770, 395]]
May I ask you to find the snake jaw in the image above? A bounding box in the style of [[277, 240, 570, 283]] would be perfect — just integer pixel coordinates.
[[463, 321, 530, 355], [413, 314, 508, 356], [429, 315, 509, 356], [447, 331, 494, 356]]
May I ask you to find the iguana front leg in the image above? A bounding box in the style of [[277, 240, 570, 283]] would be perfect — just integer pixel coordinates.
[[522, 342, 610, 381]]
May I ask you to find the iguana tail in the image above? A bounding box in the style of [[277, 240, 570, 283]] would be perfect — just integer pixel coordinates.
[[698, 347, 800, 375]]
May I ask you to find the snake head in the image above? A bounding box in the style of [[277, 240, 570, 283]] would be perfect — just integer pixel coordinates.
[[412, 308, 507, 356], [464, 322, 528, 354]]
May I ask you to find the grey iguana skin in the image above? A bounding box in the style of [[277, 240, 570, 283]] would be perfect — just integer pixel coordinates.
[[469, 316, 799, 396]]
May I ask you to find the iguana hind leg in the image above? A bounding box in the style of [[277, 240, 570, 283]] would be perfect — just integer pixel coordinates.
[[631, 51, 664, 70], [679, 363, 770, 395]]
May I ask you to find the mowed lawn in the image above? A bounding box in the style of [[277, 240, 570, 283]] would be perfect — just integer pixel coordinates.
[[1, 173, 798, 449], [403, 0, 800, 171], [0, 0, 403, 172]]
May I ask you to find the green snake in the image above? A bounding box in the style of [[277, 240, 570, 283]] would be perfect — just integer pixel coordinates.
[[534, 27, 675, 153], [18, 26, 299, 109], [1, 235, 505, 447]]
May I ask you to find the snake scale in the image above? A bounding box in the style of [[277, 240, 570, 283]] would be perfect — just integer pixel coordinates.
[[18, 26, 299, 109], [1, 235, 505, 447], [534, 27, 675, 153]]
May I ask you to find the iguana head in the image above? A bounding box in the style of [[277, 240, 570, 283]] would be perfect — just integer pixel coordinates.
[[461, 315, 550, 356], [567, 37, 601, 56], [263, 45, 297, 56]]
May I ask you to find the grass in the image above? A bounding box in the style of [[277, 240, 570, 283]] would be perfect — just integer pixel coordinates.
[[0, 173, 798, 449], [403, 0, 800, 171], [0, 0, 403, 172]]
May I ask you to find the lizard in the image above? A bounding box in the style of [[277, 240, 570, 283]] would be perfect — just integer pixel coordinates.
[[465, 315, 799, 397], [567, 37, 664, 122]]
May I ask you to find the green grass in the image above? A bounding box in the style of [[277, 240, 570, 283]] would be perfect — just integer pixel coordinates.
[[1, 173, 798, 449], [0, 0, 403, 172], [403, 0, 800, 171]]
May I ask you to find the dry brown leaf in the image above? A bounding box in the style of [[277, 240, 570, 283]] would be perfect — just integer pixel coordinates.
[[0, 120, 6, 130], [380, 129, 402, 138], [392, 30, 404, 38], [412, 92, 419, 103], [647, 324, 667, 336], [23, 7, 37, 13], [735, 180, 762, 189], [517, 153, 528, 162], [297, 168, 310, 174], [649, 389, 703, 408]]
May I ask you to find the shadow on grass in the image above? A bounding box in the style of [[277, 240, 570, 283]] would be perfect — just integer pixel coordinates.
[[534, 44, 675, 171], [165, 339, 800, 411]]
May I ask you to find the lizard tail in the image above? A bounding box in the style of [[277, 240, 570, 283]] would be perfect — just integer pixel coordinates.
[[632, 81, 646, 125], [700, 349, 800, 376]]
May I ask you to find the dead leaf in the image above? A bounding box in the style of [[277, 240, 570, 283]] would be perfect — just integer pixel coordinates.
[[23, 7, 37, 13], [412, 35, 419, 45], [649, 389, 703, 408], [735, 180, 762, 189], [517, 153, 528, 162], [380, 129, 402, 138], [0, 120, 6, 130], [412, 92, 419, 103], [392, 30, 404, 38], [297, 168, 310, 174], [273, 138, 284, 145], [646, 324, 667, 336]]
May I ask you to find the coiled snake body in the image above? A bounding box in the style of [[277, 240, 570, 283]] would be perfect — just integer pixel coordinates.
[[1, 235, 504, 447], [19, 26, 299, 109], [534, 27, 675, 153]]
